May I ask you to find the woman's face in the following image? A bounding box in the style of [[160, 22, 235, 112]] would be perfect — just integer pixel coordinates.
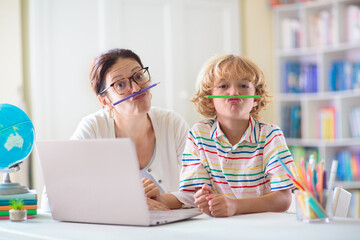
[[102, 58, 151, 117], [211, 70, 258, 121]]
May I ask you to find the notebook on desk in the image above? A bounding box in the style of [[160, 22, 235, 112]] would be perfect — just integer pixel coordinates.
[[36, 139, 201, 226]]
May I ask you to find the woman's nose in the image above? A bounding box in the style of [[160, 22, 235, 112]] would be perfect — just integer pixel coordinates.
[[131, 80, 142, 92]]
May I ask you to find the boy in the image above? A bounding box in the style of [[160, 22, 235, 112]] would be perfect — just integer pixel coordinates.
[[180, 55, 295, 217]]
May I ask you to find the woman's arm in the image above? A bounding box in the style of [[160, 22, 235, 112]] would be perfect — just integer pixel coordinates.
[[157, 193, 183, 209]]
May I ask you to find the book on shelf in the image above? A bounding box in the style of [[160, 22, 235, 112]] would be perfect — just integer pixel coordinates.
[[281, 18, 302, 49], [0, 209, 37, 217], [336, 149, 360, 182], [0, 189, 37, 206], [0, 199, 37, 206], [347, 5, 360, 43], [283, 62, 317, 93], [0, 215, 35, 220], [281, 104, 301, 139], [316, 106, 336, 140], [329, 60, 360, 91], [0, 205, 37, 211], [350, 107, 360, 138], [0, 189, 37, 200], [309, 9, 334, 47], [288, 146, 319, 168], [348, 190, 360, 218]]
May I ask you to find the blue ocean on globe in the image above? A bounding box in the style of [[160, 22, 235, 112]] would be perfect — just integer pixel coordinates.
[[0, 104, 35, 170]]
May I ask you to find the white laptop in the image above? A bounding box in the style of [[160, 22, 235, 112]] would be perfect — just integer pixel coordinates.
[[36, 139, 201, 226]]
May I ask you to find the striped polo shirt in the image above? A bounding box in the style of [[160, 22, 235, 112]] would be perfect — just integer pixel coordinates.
[[179, 116, 295, 199]]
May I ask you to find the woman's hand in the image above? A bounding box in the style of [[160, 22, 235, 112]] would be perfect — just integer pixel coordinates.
[[194, 184, 214, 216], [142, 178, 160, 200], [206, 194, 237, 217], [146, 197, 170, 211]]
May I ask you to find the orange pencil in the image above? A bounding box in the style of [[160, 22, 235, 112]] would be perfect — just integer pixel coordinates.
[[316, 160, 324, 206], [299, 158, 308, 187]]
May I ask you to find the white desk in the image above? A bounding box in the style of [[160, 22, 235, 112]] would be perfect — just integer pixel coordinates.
[[0, 212, 359, 240]]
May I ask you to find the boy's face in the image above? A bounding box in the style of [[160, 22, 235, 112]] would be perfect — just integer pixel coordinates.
[[211, 72, 258, 120]]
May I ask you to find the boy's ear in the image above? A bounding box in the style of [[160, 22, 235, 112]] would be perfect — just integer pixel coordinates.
[[253, 99, 258, 108]]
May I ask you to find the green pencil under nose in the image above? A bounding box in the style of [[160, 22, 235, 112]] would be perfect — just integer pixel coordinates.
[[204, 95, 260, 98]]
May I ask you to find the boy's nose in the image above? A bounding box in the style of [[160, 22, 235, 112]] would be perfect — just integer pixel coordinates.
[[229, 85, 239, 95]]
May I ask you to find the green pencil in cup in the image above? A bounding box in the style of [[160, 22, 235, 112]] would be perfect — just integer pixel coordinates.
[[204, 95, 260, 98]]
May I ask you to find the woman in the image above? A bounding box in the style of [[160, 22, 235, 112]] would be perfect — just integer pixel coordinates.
[[42, 49, 190, 210]]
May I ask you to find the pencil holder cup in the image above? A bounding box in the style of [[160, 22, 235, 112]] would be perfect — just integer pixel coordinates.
[[294, 190, 332, 223]]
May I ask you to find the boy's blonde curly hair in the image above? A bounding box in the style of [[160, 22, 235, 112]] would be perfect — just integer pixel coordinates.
[[191, 54, 272, 120]]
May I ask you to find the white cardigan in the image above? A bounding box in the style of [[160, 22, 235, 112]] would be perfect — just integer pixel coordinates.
[[70, 106, 189, 192], [41, 107, 193, 210]]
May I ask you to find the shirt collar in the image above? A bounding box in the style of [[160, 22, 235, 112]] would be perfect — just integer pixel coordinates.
[[210, 116, 259, 144], [241, 116, 259, 144]]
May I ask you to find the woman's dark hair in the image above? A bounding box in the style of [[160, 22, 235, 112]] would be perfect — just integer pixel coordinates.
[[90, 48, 143, 95]]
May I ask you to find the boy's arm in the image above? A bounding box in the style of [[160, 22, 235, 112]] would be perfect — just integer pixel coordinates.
[[207, 189, 292, 217]]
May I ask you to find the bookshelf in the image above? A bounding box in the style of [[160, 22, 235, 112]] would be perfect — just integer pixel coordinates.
[[273, 0, 360, 218]]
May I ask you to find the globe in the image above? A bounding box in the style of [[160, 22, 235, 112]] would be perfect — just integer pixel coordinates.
[[0, 104, 35, 170]]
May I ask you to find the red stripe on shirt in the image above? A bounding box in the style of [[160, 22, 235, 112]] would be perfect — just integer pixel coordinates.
[[230, 179, 270, 188], [188, 137, 198, 147], [266, 160, 294, 173], [198, 148, 218, 155], [264, 134, 283, 148], [182, 189, 196, 193], [212, 179, 270, 188], [198, 147, 263, 160], [183, 162, 202, 167], [249, 117, 253, 142], [199, 122, 212, 127]]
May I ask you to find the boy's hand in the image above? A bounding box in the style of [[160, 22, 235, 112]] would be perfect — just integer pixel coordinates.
[[206, 194, 237, 217], [194, 184, 214, 216], [142, 178, 160, 200]]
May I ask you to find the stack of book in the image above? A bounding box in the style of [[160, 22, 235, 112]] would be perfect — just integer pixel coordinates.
[[0, 190, 37, 220], [350, 107, 360, 138], [329, 60, 360, 91], [282, 62, 318, 93], [308, 9, 334, 47], [281, 18, 302, 49], [336, 149, 360, 182]]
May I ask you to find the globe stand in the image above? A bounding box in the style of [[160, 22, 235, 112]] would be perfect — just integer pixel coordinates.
[[0, 164, 29, 195]]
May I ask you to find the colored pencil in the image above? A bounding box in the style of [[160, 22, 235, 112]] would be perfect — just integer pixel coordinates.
[[203, 95, 260, 98], [277, 157, 294, 178], [112, 82, 160, 106], [299, 158, 307, 186], [316, 160, 324, 206], [286, 173, 305, 191]]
